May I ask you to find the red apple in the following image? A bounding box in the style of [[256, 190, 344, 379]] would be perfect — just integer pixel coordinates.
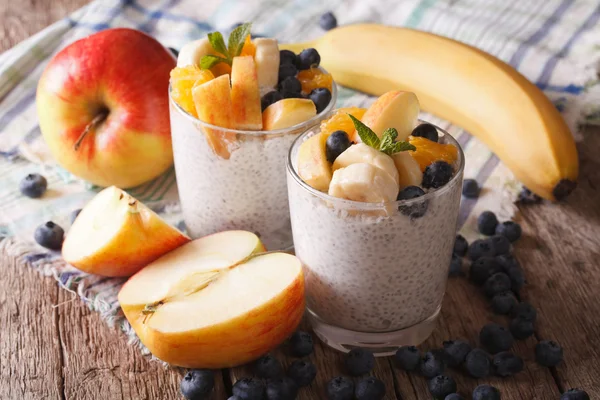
[[36, 28, 176, 188]]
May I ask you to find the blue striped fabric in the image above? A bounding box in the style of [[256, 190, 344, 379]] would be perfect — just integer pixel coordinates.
[[0, 0, 599, 347]]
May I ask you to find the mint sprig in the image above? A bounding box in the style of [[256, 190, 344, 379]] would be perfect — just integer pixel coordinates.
[[200, 22, 252, 68], [348, 114, 416, 155]]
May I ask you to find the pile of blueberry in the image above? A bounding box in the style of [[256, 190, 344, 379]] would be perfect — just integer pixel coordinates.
[[261, 48, 332, 116]]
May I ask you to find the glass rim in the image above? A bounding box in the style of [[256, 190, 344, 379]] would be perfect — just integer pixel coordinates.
[[286, 118, 466, 210], [169, 67, 338, 136]]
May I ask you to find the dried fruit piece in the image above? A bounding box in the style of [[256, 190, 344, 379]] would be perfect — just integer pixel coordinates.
[[297, 67, 333, 95], [320, 107, 367, 138], [408, 136, 458, 172], [170, 66, 215, 116]]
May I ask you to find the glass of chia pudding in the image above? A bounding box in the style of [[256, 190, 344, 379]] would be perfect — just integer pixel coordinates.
[[169, 23, 336, 250], [287, 92, 464, 354]]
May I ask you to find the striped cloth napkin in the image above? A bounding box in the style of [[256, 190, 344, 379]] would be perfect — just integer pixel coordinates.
[[0, 0, 599, 347]]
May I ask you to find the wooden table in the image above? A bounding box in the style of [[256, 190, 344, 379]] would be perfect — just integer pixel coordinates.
[[2, 1, 600, 399]]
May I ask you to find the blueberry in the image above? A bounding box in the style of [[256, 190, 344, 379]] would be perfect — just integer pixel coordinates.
[[289, 330, 314, 357], [495, 254, 520, 273], [509, 317, 535, 340], [472, 384, 501, 400], [420, 351, 445, 378], [326, 131, 352, 163], [561, 389, 590, 400], [411, 123, 438, 142], [319, 11, 338, 30], [469, 256, 502, 285], [480, 323, 514, 353], [453, 234, 468, 256], [462, 179, 480, 198], [70, 208, 82, 224], [507, 266, 526, 293], [477, 211, 498, 235], [445, 395, 465, 400], [511, 302, 537, 322], [168, 47, 179, 57], [489, 235, 510, 255], [397, 185, 429, 218], [20, 173, 48, 198], [495, 221, 522, 242], [464, 348, 491, 378], [261, 91, 284, 111], [518, 187, 542, 204], [345, 348, 375, 376], [468, 239, 496, 261], [254, 354, 283, 379], [280, 49, 297, 66], [443, 340, 471, 367], [492, 351, 523, 377], [232, 378, 265, 400], [448, 254, 463, 277], [279, 76, 302, 94], [309, 87, 332, 114], [483, 272, 512, 298], [428, 375, 457, 399], [228, 397, 241, 400], [266, 377, 298, 400], [355, 377, 385, 400], [34, 221, 64, 250], [282, 91, 304, 99], [296, 48, 321, 70], [491, 291, 518, 315], [287, 360, 316, 387], [326, 376, 354, 400], [278, 63, 298, 82], [395, 345, 421, 371], [180, 369, 214, 400], [535, 340, 563, 367], [422, 161, 454, 189]]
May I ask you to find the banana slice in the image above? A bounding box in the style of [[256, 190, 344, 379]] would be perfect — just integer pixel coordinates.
[[177, 38, 216, 67], [393, 152, 423, 189], [332, 143, 399, 185], [329, 163, 399, 203], [254, 38, 280, 89]]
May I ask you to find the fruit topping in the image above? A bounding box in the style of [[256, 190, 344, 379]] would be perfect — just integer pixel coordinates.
[[296, 48, 321, 70], [496, 221, 522, 242], [231, 56, 263, 130], [261, 90, 283, 111], [468, 240, 496, 261], [491, 291, 517, 315], [454, 234, 468, 256], [278, 63, 298, 82], [397, 185, 428, 218], [289, 330, 314, 357], [326, 376, 354, 400], [422, 160, 454, 189], [254, 38, 279, 89], [320, 11, 338, 31], [472, 384, 500, 400], [309, 87, 332, 114], [395, 345, 421, 371], [477, 211, 498, 236], [329, 163, 398, 203], [428, 375, 457, 399], [408, 136, 458, 172], [420, 351, 445, 378], [469, 256, 502, 285], [266, 377, 298, 400], [464, 348, 491, 378], [297, 132, 332, 191], [170, 65, 215, 116], [232, 377, 265, 400], [443, 340, 472, 367], [332, 143, 399, 185], [479, 323, 514, 353], [509, 317, 535, 339], [462, 178, 480, 198], [180, 369, 214, 400], [279, 49, 297, 66], [262, 98, 316, 130], [326, 130, 352, 162], [411, 122, 439, 142], [20, 173, 47, 198], [297, 67, 334, 95], [483, 272, 512, 298], [360, 91, 419, 141], [355, 377, 386, 400], [34, 221, 64, 250], [287, 359, 317, 387], [254, 354, 283, 379], [345, 348, 375, 376], [393, 151, 423, 189], [492, 351, 523, 377], [239, 35, 256, 57], [490, 235, 510, 255]]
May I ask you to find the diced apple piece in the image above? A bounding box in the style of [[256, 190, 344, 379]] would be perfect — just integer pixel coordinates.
[[254, 38, 280, 89], [332, 143, 399, 185], [62, 186, 190, 277], [192, 74, 237, 158], [262, 99, 316, 131], [393, 151, 423, 189], [118, 231, 304, 368], [297, 133, 332, 191], [231, 56, 263, 130], [358, 91, 420, 141], [329, 163, 399, 203]]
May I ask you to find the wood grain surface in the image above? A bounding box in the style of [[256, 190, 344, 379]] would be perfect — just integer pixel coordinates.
[[2, 1, 600, 399]]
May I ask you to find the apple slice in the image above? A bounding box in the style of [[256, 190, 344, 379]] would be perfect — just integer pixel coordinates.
[[263, 98, 316, 131], [231, 56, 263, 130], [192, 74, 238, 159], [393, 151, 423, 189], [118, 231, 304, 368], [297, 132, 332, 191], [358, 91, 420, 141], [62, 186, 190, 277], [254, 38, 280, 89]]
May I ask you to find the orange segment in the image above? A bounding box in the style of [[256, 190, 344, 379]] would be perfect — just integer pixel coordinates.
[[210, 63, 232, 77], [298, 67, 333, 95], [320, 107, 367, 139], [408, 136, 458, 171], [240, 35, 256, 58], [170, 66, 215, 117]]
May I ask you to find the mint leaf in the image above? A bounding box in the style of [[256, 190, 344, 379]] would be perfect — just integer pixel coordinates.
[[228, 22, 252, 58], [200, 55, 230, 69], [379, 128, 398, 154], [390, 141, 416, 154], [207, 32, 228, 57], [348, 114, 380, 149]]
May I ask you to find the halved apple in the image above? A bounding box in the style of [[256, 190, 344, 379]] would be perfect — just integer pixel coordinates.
[[118, 230, 305, 368], [358, 91, 420, 141], [62, 186, 190, 277], [297, 132, 332, 191], [262, 98, 316, 131], [231, 56, 263, 130]]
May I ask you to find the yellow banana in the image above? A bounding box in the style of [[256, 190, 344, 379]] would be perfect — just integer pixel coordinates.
[[282, 24, 578, 201]]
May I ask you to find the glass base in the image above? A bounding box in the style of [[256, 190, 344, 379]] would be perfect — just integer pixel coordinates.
[[307, 306, 441, 356]]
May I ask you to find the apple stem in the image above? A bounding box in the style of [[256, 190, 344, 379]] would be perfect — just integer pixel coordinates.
[[73, 110, 108, 151]]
